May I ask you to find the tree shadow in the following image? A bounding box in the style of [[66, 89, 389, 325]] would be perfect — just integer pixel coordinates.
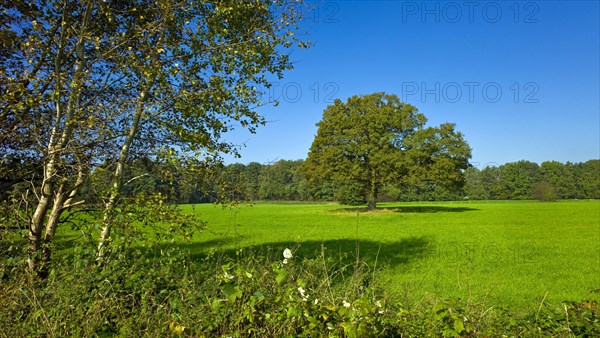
[[159, 236, 433, 270], [334, 206, 478, 213], [391, 206, 478, 213]]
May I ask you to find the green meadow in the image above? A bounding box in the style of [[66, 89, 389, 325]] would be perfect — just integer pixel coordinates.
[[176, 200, 600, 311]]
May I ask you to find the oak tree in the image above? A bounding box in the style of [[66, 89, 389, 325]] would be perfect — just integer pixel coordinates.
[[304, 93, 471, 210]]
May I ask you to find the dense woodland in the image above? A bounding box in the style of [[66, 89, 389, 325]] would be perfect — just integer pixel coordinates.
[[5, 158, 594, 206], [182, 158, 600, 203], [156, 158, 600, 203]]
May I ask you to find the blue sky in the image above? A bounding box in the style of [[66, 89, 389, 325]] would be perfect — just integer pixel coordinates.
[[223, 1, 599, 168]]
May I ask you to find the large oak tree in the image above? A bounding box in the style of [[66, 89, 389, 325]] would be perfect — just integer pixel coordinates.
[[304, 93, 471, 210]]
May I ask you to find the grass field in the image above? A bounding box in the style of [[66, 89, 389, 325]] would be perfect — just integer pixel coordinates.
[[173, 200, 600, 311]]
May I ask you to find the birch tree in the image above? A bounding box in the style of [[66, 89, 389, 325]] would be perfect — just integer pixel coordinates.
[[1, 0, 309, 273], [2, 1, 119, 273]]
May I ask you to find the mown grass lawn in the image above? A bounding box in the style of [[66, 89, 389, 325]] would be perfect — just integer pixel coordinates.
[[176, 200, 600, 311]]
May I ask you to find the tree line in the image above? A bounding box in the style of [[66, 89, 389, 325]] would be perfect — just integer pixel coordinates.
[[34, 158, 594, 205], [464, 160, 599, 201], [232, 159, 599, 202], [215, 158, 598, 202]]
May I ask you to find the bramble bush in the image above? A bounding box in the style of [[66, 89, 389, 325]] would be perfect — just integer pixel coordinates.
[[0, 240, 598, 337]]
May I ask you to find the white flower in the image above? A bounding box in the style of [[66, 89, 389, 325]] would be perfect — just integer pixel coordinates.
[[223, 271, 234, 280], [282, 258, 288, 265], [298, 287, 308, 301], [375, 300, 382, 308], [283, 248, 293, 259], [343, 300, 351, 308], [314, 298, 319, 305]]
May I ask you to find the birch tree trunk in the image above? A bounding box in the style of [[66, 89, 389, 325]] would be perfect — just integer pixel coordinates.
[[96, 23, 163, 260], [40, 166, 85, 276], [97, 88, 150, 261], [27, 2, 93, 274]]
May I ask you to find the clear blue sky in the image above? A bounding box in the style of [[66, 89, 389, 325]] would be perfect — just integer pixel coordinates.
[[223, 1, 599, 168]]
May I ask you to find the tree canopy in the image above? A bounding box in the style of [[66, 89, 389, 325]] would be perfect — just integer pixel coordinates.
[[463, 159, 599, 200], [1, 0, 309, 273], [303, 93, 471, 210]]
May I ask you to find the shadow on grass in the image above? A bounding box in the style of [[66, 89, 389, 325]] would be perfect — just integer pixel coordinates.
[[160, 236, 433, 270], [334, 206, 479, 213]]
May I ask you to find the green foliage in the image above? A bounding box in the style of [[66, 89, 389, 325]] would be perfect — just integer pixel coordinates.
[[258, 160, 308, 201], [0, 242, 390, 336], [96, 157, 600, 206], [192, 159, 316, 203], [303, 92, 471, 209], [540, 161, 576, 198], [2, 0, 311, 270], [532, 181, 558, 201], [1, 241, 598, 336], [335, 181, 367, 206], [465, 159, 599, 200], [572, 160, 600, 199], [177, 158, 598, 204], [384, 181, 462, 202], [500, 160, 541, 199]]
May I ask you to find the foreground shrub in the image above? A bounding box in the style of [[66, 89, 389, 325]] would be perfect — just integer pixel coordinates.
[[1, 242, 598, 337]]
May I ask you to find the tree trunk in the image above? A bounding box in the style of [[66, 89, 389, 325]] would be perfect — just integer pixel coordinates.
[[97, 26, 162, 260], [40, 188, 68, 278], [41, 168, 84, 277], [28, 190, 52, 274], [367, 181, 378, 211], [28, 145, 61, 273], [367, 194, 377, 211], [97, 88, 150, 261], [28, 2, 94, 275], [366, 168, 378, 211]]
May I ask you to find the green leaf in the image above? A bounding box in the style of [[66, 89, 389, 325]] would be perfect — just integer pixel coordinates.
[[453, 318, 464, 333], [252, 291, 265, 301], [211, 298, 221, 312], [287, 307, 301, 318], [275, 268, 288, 285], [443, 328, 458, 338], [223, 284, 241, 302]]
